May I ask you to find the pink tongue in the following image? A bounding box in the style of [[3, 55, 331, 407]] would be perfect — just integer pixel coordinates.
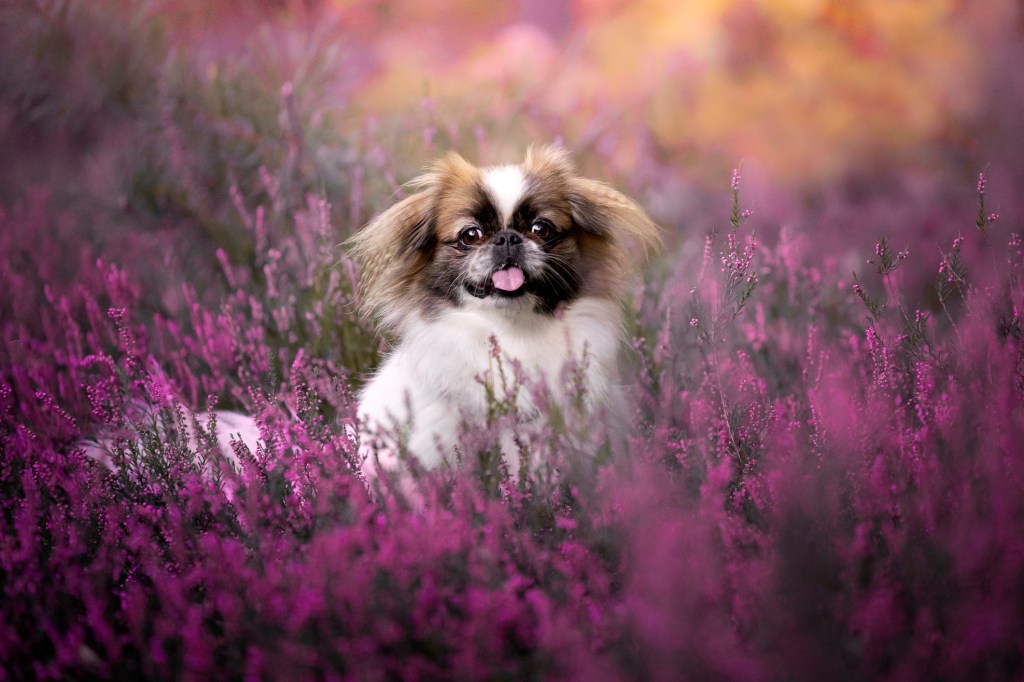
[[491, 266, 525, 292]]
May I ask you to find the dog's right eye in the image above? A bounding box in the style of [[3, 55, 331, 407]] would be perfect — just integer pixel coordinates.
[[458, 227, 484, 247]]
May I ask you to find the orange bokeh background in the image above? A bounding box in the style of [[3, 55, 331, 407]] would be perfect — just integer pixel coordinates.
[[326, 0, 1019, 188]]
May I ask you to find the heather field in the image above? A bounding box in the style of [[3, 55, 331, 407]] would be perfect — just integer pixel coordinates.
[[3, 1, 1024, 680]]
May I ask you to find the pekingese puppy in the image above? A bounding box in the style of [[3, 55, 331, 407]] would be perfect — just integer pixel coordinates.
[[348, 145, 660, 477]]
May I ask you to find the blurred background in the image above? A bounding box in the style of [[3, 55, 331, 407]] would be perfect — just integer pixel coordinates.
[[1, 0, 1022, 314]]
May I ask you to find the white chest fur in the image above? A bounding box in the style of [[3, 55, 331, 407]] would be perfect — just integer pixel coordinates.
[[357, 296, 625, 470]]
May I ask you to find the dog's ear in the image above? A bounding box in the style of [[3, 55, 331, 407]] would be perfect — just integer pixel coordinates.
[[524, 144, 661, 256], [569, 176, 662, 258], [345, 187, 436, 322], [346, 151, 478, 328]]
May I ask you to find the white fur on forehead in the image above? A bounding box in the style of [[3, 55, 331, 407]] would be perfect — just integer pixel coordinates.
[[482, 165, 527, 224]]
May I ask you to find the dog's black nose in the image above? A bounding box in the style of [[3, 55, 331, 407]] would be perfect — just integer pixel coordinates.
[[491, 230, 522, 248], [491, 230, 523, 259]]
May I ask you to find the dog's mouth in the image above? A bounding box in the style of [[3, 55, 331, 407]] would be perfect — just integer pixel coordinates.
[[466, 262, 528, 299]]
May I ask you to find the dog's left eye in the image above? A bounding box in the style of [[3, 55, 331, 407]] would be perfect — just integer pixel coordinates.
[[530, 220, 553, 240]]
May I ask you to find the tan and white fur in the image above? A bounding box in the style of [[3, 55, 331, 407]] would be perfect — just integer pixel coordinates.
[[348, 145, 660, 477]]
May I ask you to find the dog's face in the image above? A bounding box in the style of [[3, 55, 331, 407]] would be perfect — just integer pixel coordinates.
[[423, 160, 587, 314], [348, 146, 660, 331]]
